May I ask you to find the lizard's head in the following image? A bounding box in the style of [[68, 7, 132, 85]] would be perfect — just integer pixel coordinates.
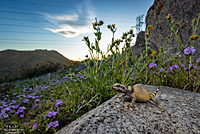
[[112, 83, 128, 93]]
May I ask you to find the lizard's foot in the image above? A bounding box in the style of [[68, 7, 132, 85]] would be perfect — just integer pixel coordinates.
[[158, 105, 165, 111], [118, 94, 126, 98], [128, 103, 134, 108]]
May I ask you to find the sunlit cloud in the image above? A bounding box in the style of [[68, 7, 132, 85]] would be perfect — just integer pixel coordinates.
[[43, 0, 95, 38]]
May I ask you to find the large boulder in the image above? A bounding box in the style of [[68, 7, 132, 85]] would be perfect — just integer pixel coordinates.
[[145, 0, 200, 58], [56, 84, 200, 134]]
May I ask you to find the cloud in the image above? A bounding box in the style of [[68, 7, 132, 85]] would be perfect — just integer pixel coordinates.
[[44, 0, 96, 38]]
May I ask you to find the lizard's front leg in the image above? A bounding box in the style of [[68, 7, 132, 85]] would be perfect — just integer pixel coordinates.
[[118, 93, 126, 98], [129, 94, 136, 108]]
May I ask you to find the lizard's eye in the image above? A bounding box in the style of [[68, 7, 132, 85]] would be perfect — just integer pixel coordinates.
[[121, 86, 125, 90]]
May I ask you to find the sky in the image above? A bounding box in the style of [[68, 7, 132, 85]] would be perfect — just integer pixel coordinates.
[[0, 0, 154, 61]]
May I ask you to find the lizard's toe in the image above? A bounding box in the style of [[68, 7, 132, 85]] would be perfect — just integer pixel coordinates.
[[129, 103, 134, 108]]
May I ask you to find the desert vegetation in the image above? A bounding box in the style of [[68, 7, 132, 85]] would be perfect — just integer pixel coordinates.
[[0, 14, 200, 133]]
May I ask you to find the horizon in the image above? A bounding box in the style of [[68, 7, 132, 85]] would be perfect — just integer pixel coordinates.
[[0, 0, 154, 60]]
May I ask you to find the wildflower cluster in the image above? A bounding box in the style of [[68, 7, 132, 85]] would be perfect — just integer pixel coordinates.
[[0, 64, 87, 133], [190, 34, 200, 40], [145, 25, 153, 37], [166, 14, 172, 20], [149, 63, 157, 68], [184, 46, 196, 55], [48, 121, 59, 129], [107, 24, 117, 33]]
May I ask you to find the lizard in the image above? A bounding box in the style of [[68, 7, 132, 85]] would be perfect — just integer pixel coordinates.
[[112, 83, 165, 111]]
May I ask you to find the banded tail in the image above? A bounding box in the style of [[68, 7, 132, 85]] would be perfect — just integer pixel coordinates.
[[151, 88, 159, 97]]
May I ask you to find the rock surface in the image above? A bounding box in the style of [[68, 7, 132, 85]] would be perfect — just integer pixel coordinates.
[[131, 31, 145, 57], [146, 0, 200, 57], [132, 0, 200, 58], [57, 84, 200, 134]]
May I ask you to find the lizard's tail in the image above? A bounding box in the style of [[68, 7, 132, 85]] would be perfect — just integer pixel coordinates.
[[151, 88, 159, 97]]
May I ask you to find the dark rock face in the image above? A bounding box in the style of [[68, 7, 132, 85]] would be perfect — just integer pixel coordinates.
[[56, 84, 200, 134], [131, 31, 145, 57], [145, 0, 200, 57]]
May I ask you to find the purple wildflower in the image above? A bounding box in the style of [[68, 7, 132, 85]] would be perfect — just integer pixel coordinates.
[[32, 123, 37, 129], [19, 106, 26, 110], [12, 104, 19, 109], [175, 52, 181, 58], [189, 64, 197, 69], [43, 114, 46, 119], [181, 64, 185, 68], [169, 66, 174, 71], [63, 76, 69, 79], [12, 100, 16, 104], [131, 76, 134, 80], [190, 47, 196, 54], [149, 63, 157, 68], [47, 111, 57, 118], [5, 107, 11, 111], [194, 65, 197, 69], [16, 109, 24, 115], [173, 64, 179, 68], [28, 94, 33, 99], [22, 99, 29, 104], [1, 107, 10, 114], [184, 47, 196, 55], [20, 114, 24, 118], [184, 47, 190, 55], [196, 58, 200, 63], [52, 121, 59, 128], [35, 99, 39, 102], [32, 104, 38, 108], [48, 122, 52, 129], [79, 75, 85, 79], [48, 121, 59, 128], [55, 100, 63, 108], [9, 109, 14, 113], [160, 68, 165, 72]]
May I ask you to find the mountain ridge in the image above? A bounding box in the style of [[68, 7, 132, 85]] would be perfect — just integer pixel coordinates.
[[0, 49, 76, 81]]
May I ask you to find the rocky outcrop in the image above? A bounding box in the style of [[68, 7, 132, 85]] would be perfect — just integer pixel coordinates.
[[57, 84, 200, 134], [145, 0, 200, 57], [131, 31, 145, 57]]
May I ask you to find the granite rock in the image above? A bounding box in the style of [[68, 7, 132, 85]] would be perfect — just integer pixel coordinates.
[[145, 0, 200, 58], [57, 84, 200, 134]]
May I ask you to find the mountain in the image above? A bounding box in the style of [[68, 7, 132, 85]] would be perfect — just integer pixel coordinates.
[[0, 49, 77, 81]]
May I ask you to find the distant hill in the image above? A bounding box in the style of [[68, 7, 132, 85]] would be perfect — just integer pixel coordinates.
[[0, 49, 78, 81]]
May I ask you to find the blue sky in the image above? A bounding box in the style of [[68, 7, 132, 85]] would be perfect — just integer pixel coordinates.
[[0, 0, 154, 60]]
